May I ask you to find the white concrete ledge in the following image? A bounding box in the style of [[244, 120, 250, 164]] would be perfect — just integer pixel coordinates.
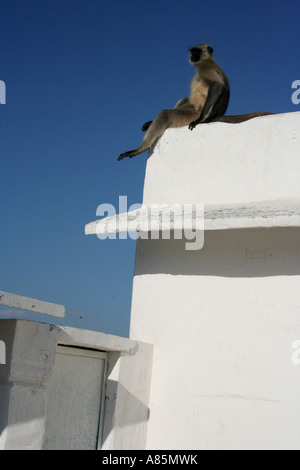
[[86, 112, 300, 234], [204, 200, 300, 230], [85, 200, 300, 235], [57, 325, 137, 353], [85, 204, 204, 235], [0, 291, 65, 318]]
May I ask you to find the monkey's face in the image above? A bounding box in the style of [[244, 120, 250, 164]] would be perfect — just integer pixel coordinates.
[[189, 44, 214, 64]]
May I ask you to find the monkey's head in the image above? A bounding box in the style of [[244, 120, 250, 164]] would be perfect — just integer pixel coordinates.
[[189, 44, 214, 64]]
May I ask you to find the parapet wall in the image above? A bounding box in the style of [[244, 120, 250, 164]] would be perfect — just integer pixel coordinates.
[[143, 112, 300, 206]]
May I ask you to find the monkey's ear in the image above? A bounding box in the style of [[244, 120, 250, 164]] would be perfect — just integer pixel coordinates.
[[207, 46, 214, 54]]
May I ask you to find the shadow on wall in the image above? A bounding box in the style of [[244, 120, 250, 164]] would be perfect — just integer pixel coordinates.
[[101, 351, 151, 450], [134, 227, 300, 278], [0, 321, 16, 445], [102, 379, 150, 448]]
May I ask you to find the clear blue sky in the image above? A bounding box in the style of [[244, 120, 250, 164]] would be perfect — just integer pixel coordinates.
[[1, 0, 299, 337]]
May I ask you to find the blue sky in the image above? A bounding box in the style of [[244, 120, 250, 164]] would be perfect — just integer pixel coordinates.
[[1, 0, 299, 337]]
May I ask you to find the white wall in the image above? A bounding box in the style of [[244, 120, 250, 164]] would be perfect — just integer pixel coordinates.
[[129, 112, 300, 450], [130, 229, 300, 450], [143, 112, 300, 206], [0, 319, 153, 450]]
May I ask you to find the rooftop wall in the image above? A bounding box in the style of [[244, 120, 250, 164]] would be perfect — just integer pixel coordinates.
[[142, 112, 300, 206]]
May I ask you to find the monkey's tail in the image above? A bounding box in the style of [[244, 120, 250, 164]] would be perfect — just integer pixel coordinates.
[[214, 112, 275, 124]]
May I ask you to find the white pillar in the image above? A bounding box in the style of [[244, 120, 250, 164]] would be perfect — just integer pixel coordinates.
[[129, 112, 300, 450]]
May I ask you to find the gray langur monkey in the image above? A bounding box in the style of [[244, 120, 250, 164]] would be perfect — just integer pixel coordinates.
[[118, 44, 227, 161], [118, 44, 272, 161]]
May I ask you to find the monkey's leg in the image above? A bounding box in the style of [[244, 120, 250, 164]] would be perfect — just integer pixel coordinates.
[[118, 108, 201, 161], [118, 110, 171, 160], [141, 98, 191, 133], [173, 97, 190, 109]]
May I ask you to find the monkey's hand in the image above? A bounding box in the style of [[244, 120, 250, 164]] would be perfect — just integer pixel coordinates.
[[188, 119, 201, 131], [142, 121, 153, 132]]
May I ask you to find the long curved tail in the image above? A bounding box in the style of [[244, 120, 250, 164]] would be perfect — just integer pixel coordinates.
[[214, 112, 275, 124]]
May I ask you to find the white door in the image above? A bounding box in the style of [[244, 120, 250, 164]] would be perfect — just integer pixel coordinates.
[[43, 345, 107, 450]]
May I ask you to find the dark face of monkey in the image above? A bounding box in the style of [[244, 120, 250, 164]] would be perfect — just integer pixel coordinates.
[[189, 44, 214, 64]]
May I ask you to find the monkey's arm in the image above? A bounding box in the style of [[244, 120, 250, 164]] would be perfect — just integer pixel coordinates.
[[189, 82, 229, 130]]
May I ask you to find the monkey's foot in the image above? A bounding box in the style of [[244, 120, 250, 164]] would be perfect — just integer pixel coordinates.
[[118, 151, 136, 161], [142, 121, 153, 132], [188, 121, 198, 130], [118, 153, 129, 161]]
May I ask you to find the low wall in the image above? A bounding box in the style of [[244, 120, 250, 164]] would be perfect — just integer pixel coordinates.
[[143, 112, 300, 206], [0, 319, 153, 450]]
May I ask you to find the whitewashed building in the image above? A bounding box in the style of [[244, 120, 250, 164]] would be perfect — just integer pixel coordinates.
[[1, 112, 300, 449]]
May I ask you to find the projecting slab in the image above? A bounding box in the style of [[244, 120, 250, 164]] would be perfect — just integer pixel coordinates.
[[0, 291, 65, 318], [204, 200, 300, 230], [85, 200, 300, 235]]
